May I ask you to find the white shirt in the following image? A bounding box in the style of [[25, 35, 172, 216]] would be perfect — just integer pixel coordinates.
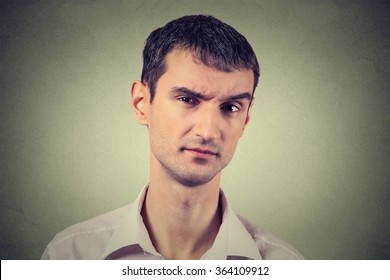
[[41, 184, 304, 260]]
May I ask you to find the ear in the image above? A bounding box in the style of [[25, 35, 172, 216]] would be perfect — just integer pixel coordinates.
[[245, 97, 255, 125], [241, 97, 255, 136], [131, 81, 150, 126]]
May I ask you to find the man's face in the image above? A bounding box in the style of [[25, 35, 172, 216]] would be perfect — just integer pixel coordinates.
[[141, 51, 254, 187]]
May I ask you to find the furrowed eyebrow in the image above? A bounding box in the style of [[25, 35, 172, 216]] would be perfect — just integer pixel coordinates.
[[223, 92, 252, 102], [171, 87, 209, 100], [171, 86, 252, 102]]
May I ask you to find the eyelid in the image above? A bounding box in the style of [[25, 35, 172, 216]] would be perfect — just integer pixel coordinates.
[[177, 95, 199, 105], [221, 103, 241, 112]]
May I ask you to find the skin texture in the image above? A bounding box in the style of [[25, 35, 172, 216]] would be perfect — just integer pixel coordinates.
[[131, 50, 254, 259]]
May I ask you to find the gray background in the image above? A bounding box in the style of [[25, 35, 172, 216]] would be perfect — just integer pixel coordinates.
[[1, 0, 389, 259]]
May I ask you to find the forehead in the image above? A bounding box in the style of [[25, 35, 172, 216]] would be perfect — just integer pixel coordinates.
[[159, 51, 254, 97]]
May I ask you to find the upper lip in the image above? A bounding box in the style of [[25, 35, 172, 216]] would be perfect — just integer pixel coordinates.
[[186, 147, 217, 155]]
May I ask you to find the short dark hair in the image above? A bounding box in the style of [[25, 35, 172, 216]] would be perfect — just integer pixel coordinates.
[[141, 15, 260, 102]]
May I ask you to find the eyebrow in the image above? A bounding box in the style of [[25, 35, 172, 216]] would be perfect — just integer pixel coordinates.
[[171, 87, 252, 102]]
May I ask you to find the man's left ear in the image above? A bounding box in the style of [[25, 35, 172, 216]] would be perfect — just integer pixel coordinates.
[[242, 97, 255, 134]]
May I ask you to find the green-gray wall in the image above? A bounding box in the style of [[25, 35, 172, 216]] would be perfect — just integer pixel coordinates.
[[1, 0, 389, 259]]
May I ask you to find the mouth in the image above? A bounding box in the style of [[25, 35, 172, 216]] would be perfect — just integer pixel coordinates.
[[183, 147, 218, 158]]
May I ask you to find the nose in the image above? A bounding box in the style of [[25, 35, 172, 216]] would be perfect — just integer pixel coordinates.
[[193, 107, 222, 142]]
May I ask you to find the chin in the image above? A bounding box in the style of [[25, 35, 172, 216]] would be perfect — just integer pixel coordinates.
[[174, 172, 218, 187]]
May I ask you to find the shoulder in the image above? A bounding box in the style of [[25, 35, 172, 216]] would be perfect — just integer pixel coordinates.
[[237, 214, 304, 260], [41, 205, 130, 259]]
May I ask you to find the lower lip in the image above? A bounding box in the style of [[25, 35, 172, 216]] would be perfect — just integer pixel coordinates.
[[185, 149, 216, 159]]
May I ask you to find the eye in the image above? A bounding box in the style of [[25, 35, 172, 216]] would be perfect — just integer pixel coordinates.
[[178, 96, 194, 103], [221, 104, 240, 112], [177, 96, 199, 106]]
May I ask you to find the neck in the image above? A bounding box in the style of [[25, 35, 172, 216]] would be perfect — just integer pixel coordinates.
[[141, 170, 222, 259]]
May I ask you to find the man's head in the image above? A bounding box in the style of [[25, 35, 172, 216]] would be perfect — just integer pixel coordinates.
[[141, 15, 260, 102], [132, 15, 259, 187]]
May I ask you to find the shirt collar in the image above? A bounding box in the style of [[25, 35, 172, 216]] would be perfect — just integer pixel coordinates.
[[202, 189, 262, 260], [101, 184, 161, 259], [102, 184, 261, 260]]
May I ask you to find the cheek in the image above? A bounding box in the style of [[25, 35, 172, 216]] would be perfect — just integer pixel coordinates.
[[149, 107, 184, 146], [220, 124, 246, 158], [225, 137, 240, 154], [223, 121, 245, 141], [153, 105, 193, 135]]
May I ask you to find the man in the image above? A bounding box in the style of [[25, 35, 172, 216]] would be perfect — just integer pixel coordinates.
[[41, 15, 303, 260]]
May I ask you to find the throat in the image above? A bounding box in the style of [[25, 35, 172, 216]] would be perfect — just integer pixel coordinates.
[[141, 184, 223, 259]]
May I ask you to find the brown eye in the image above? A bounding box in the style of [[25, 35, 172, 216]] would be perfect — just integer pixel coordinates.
[[221, 104, 240, 112], [179, 96, 194, 103], [178, 96, 199, 106]]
